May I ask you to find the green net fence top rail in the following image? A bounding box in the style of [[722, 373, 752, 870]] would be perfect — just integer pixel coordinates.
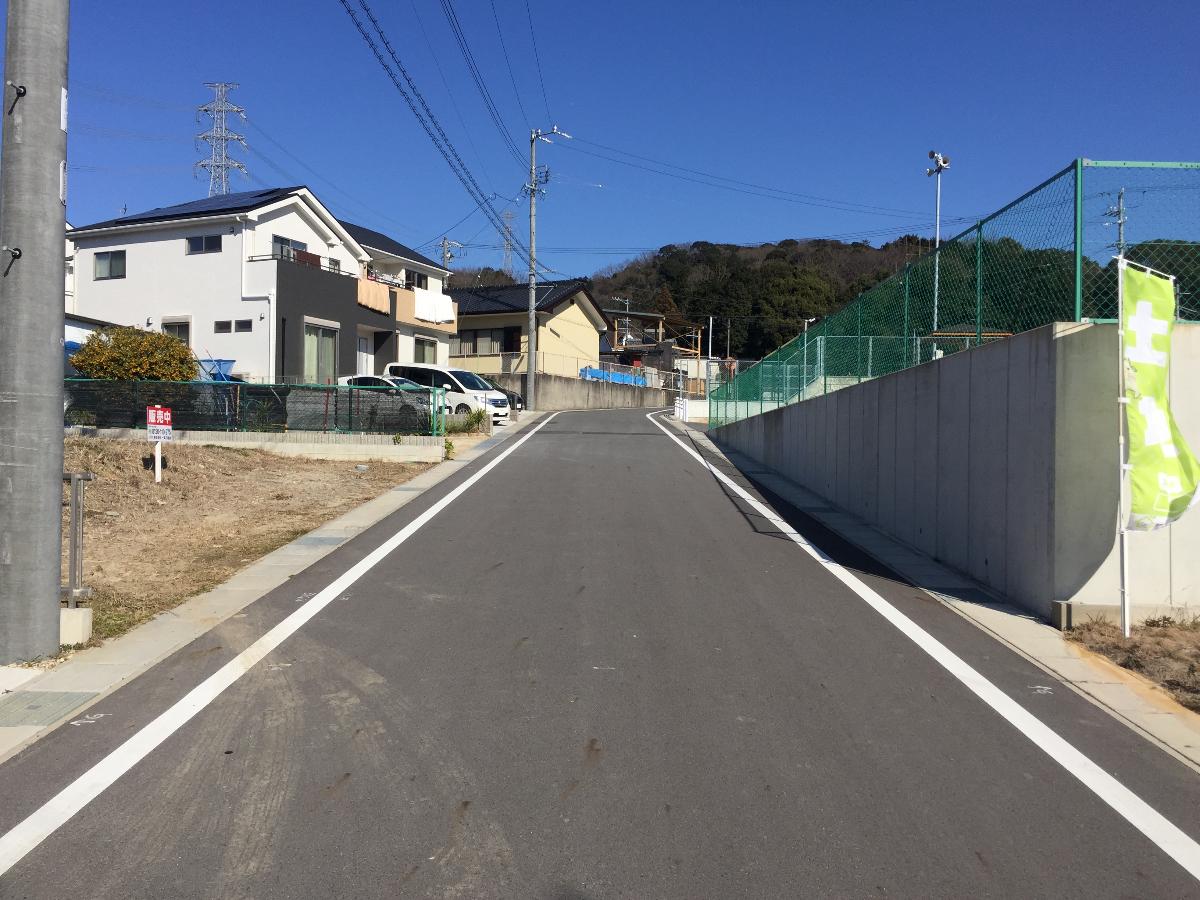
[[63, 379, 447, 436], [710, 159, 1200, 428]]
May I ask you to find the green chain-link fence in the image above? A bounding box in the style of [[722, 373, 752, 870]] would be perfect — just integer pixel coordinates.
[[710, 159, 1200, 427], [64, 379, 446, 436]]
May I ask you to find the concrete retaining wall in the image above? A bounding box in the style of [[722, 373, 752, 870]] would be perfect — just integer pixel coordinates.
[[710, 322, 1200, 622], [68, 427, 443, 463], [493, 373, 669, 412]]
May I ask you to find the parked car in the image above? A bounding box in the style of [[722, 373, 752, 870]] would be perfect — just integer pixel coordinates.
[[383, 363, 510, 422], [478, 375, 524, 412], [339, 373, 451, 415]]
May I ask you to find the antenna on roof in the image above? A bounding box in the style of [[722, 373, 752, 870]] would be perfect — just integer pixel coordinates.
[[195, 82, 248, 198]]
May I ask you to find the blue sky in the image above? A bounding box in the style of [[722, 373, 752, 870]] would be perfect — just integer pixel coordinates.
[[8, 0, 1197, 276]]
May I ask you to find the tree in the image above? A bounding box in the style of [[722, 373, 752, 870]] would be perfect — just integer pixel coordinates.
[[69, 327, 196, 381], [651, 285, 681, 319], [451, 266, 517, 288]]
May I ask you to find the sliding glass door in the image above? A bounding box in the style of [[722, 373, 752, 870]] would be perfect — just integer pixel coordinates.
[[303, 324, 337, 384]]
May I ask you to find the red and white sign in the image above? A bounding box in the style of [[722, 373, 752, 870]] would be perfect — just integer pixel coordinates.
[[146, 405, 173, 442]]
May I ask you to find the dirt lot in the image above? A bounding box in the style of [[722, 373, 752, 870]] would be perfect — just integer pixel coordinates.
[[63, 438, 431, 642], [1068, 617, 1200, 712]]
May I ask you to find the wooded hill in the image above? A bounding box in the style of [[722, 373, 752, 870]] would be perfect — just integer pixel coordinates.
[[588, 236, 932, 358]]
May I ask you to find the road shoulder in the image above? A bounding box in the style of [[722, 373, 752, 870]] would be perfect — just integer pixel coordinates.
[[668, 413, 1200, 773], [0, 414, 548, 764]]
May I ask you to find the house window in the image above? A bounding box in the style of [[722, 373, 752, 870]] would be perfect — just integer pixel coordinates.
[[94, 250, 126, 280], [406, 271, 428, 290], [162, 321, 190, 346], [304, 324, 338, 383], [414, 336, 438, 364], [214, 320, 232, 334], [235, 319, 253, 333], [476, 329, 503, 355], [186, 235, 222, 254], [453, 330, 475, 356], [327, 259, 340, 273], [272, 235, 308, 260]]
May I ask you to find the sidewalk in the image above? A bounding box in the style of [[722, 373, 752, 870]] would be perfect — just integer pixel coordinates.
[[0, 413, 547, 764], [671, 416, 1200, 774]]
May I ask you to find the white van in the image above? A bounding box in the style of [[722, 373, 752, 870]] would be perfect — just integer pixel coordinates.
[[384, 362, 510, 422]]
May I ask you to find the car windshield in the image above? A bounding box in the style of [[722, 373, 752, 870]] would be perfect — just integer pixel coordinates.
[[383, 376, 420, 389], [451, 370, 492, 391]]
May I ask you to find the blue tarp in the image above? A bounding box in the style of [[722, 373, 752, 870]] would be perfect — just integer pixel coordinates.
[[580, 366, 647, 387]]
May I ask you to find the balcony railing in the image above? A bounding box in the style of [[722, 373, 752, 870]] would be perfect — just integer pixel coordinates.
[[247, 250, 355, 278]]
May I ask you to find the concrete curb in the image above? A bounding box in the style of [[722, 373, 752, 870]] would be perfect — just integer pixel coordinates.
[[0, 413, 548, 764], [664, 414, 1200, 774]]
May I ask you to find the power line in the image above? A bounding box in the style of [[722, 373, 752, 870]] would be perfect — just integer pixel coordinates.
[[569, 136, 943, 218], [242, 117, 423, 237], [560, 140, 972, 221], [437, 0, 527, 167], [523, 0, 553, 121], [490, 0, 530, 129], [406, 0, 498, 193], [337, 0, 533, 269]]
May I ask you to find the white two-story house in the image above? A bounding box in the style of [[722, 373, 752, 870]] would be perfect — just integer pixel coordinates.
[[66, 186, 456, 382]]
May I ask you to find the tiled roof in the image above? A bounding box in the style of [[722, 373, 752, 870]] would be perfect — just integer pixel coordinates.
[[337, 220, 445, 272], [449, 280, 589, 316]]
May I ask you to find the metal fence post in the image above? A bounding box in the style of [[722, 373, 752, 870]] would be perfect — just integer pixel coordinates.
[[976, 222, 984, 345], [856, 301, 863, 383], [902, 264, 910, 368], [1074, 157, 1085, 321]]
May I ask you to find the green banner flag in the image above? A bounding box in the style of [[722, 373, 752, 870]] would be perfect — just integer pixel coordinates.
[[1121, 261, 1200, 530]]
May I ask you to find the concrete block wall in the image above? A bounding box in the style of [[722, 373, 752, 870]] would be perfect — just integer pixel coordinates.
[[710, 322, 1200, 621], [493, 373, 669, 412]]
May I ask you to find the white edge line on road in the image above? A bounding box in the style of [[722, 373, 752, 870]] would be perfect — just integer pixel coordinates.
[[0, 412, 561, 878], [647, 411, 1200, 882]]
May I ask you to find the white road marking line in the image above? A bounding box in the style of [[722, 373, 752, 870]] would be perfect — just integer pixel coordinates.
[[0, 413, 560, 878], [647, 411, 1200, 882]]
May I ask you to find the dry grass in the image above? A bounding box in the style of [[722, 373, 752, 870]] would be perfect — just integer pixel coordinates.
[[63, 438, 431, 641], [1067, 615, 1200, 712]]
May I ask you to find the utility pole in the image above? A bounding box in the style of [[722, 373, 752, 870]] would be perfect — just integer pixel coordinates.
[[440, 236, 463, 271], [0, 0, 70, 663], [526, 124, 570, 410], [196, 82, 247, 198]]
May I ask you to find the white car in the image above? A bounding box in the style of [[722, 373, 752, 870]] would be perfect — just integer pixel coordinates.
[[337, 373, 451, 414], [384, 363, 510, 422]]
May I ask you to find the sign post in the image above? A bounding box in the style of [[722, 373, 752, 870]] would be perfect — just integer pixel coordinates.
[[146, 405, 173, 483]]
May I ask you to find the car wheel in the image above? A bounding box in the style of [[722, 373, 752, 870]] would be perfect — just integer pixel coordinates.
[[454, 404, 471, 415]]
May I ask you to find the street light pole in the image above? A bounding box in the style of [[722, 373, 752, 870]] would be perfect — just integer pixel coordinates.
[[526, 125, 570, 411], [926, 150, 950, 355], [0, 0, 71, 663]]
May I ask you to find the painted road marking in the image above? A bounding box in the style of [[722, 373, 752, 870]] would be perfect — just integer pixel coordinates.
[[647, 410, 1200, 883], [0, 413, 559, 878]]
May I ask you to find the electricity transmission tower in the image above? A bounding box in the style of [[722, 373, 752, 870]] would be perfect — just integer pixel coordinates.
[[501, 210, 515, 277], [196, 82, 248, 197]]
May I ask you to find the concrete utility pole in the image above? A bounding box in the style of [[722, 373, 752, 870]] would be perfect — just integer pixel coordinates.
[[526, 124, 569, 410], [439, 236, 462, 271], [0, 0, 70, 663]]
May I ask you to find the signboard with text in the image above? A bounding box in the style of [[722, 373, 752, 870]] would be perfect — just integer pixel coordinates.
[[146, 406, 173, 442]]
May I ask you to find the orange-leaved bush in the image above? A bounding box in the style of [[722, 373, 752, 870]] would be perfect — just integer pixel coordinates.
[[69, 327, 196, 381]]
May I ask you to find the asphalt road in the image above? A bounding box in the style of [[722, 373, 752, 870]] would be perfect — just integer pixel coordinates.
[[2, 408, 1200, 898]]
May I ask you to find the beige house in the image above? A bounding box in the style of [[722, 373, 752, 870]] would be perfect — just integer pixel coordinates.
[[448, 280, 608, 378]]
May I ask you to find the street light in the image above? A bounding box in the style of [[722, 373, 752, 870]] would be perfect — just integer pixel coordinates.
[[526, 125, 570, 412], [801, 316, 817, 392], [926, 150, 950, 356]]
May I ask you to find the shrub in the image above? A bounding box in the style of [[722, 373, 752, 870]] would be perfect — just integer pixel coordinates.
[[69, 327, 196, 381], [445, 408, 488, 434]]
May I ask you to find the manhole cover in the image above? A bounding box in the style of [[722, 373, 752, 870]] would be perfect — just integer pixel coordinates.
[[0, 691, 97, 726]]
